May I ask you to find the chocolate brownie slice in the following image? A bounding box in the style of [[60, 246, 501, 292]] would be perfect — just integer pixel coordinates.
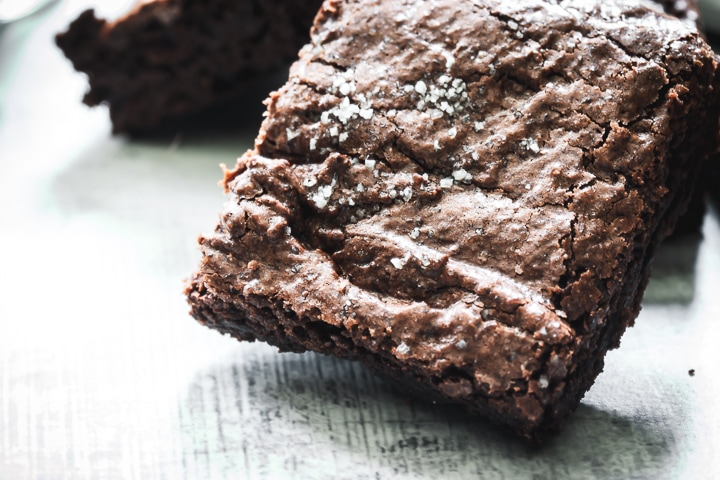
[[186, 0, 720, 440], [56, 0, 323, 134]]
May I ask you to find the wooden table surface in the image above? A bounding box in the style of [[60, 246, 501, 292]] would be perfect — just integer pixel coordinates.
[[1, 2, 720, 479]]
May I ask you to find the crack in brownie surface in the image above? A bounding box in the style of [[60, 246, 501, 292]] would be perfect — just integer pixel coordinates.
[[187, 0, 720, 440]]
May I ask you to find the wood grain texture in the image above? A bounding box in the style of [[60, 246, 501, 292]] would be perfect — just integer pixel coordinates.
[[1, 2, 720, 479]]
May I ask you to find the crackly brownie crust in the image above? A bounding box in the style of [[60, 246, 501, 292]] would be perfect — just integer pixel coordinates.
[[56, 0, 323, 133], [187, 0, 720, 440]]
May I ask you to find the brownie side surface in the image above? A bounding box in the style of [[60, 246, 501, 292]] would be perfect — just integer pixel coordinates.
[[187, 0, 720, 440], [55, 0, 323, 133], [645, 0, 711, 235]]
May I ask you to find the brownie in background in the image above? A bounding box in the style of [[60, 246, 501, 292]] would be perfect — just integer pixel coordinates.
[[56, 0, 323, 134]]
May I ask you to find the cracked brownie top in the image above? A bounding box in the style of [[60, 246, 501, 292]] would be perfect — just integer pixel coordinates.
[[191, 0, 720, 437]]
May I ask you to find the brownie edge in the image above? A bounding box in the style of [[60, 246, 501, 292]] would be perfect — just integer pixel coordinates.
[[187, 0, 720, 441]]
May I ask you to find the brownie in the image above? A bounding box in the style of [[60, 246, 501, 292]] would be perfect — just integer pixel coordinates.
[[186, 0, 720, 440], [55, 0, 323, 134], [646, 0, 712, 235]]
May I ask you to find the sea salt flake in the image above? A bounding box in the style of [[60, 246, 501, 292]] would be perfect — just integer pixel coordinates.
[[359, 108, 374, 120], [339, 82, 354, 96], [443, 51, 455, 69], [396, 342, 410, 355], [452, 168, 468, 181], [331, 97, 361, 124], [440, 178, 454, 189], [522, 137, 540, 153], [401, 186, 413, 201], [318, 185, 333, 198], [310, 193, 328, 209], [390, 257, 406, 269], [286, 128, 300, 140]]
